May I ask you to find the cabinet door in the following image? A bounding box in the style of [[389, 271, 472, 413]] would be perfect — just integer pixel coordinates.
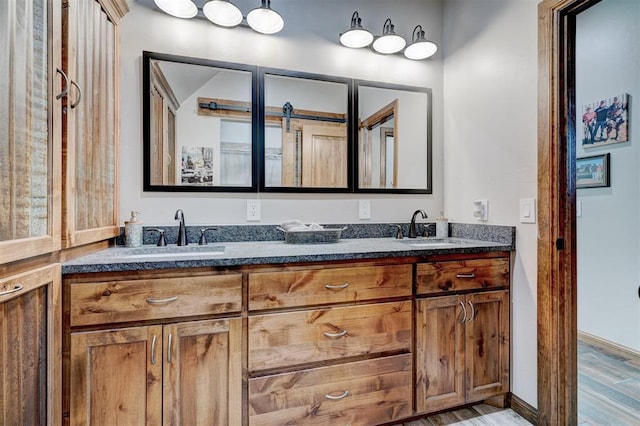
[[70, 325, 163, 425], [465, 290, 510, 402], [163, 318, 242, 426], [62, 0, 128, 247], [0, 0, 61, 263], [0, 264, 61, 425], [415, 295, 466, 413]]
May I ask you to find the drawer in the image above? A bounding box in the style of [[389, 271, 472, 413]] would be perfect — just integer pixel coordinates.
[[416, 257, 509, 295], [70, 274, 242, 327], [248, 301, 411, 371], [248, 264, 412, 310], [248, 354, 412, 426]]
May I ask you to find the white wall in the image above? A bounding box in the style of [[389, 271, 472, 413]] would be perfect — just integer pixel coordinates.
[[443, 0, 539, 407], [119, 0, 445, 226], [576, 0, 640, 351]]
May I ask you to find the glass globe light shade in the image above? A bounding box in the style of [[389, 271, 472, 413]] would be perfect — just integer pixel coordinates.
[[203, 0, 243, 27], [247, 1, 284, 34], [154, 0, 197, 19]]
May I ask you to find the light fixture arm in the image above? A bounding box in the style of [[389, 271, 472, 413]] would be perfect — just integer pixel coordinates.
[[412, 24, 426, 42], [382, 18, 394, 35], [351, 11, 362, 28]]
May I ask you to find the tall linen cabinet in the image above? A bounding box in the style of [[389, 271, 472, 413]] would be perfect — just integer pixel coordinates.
[[1, 0, 128, 424], [61, 0, 127, 248]]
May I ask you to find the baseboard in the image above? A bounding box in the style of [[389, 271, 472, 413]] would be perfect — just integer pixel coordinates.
[[578, 330, 640, 359], [508, 392, 538, 425]]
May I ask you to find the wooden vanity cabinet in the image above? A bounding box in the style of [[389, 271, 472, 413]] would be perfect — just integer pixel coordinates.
[[414, 254, 510, 414], [247, 262, 413, 426], [61, 0, 128, 248], [66, 271, 243, 426], [0, 264, 61, 425]]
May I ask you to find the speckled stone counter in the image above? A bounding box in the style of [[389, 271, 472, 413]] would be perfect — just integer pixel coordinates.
[[62, 234, 514, 274]]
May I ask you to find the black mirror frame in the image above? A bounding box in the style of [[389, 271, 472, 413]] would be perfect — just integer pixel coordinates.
[[354, 80, 433, 195], [258, 67, 354, 193], [142, 51, 259, 192]]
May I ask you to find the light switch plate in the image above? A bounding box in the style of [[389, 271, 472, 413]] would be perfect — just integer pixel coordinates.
[[519, 198, 536, 223], [359, 200, 371, 219]]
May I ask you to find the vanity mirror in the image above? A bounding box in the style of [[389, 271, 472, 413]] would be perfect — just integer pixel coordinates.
[[260, 69, 353, 192], [355, 81, 432, 193], [143, 51, 258, 192]]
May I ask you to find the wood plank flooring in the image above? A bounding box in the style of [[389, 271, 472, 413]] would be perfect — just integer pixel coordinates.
[[399, 404, 532, 425], [578, 337, 640, 425]]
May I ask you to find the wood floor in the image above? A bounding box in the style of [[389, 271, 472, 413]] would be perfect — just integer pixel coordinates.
[[399, 404, 532, 425], [578, 337, 640, 425]]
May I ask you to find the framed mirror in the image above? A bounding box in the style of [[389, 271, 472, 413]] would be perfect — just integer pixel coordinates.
[[143, 51, 258, 192], [260, 69, 353, 192], [355, 81, 432, 194]]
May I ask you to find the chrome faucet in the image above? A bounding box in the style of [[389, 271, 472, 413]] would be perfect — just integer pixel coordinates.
[[409, 209, 428, 238], [174, 209, 188, 246]]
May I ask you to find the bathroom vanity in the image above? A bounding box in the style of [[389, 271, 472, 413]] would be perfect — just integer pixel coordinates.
[[62, 236, 512, 425]]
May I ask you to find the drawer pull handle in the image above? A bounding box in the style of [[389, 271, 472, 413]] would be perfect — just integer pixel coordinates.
[[323, 330, 348, 338], [467, 301, 475, 322], [456, 273, 476, 279], [325, 390, 349, 400], [459, 301, 467, 323], [150, 335, 157, 365], [146, 296, 179, 304], [167, 333, 173, 364], [0, 284, 24, 296], [325, 283, 349, 290]]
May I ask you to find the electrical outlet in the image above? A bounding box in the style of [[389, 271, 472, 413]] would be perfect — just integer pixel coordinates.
[[247, 200, 261, 221], [359, 200, 371, 219]]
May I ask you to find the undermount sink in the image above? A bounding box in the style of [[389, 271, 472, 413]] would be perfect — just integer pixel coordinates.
[[399, 238, 456, 248], [119, 245, 225, 259]]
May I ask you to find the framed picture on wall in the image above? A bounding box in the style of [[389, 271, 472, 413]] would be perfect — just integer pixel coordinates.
[[577, 153, 610, 189], [581, 93, 629, 148]]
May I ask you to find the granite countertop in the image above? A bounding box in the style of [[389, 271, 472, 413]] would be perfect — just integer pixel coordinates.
[[62, 236, 514, 274]]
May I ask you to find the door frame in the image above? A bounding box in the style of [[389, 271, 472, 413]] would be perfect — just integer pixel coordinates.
[[537, 0, 602, 424]]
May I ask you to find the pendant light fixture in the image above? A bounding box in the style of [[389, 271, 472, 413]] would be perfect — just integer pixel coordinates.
[[153, 0, 284, 35], [404, 25, 438, 60], [339, 11, 373, 49], [154, 0, 197, 19], [372, 18, 406, 55], [203, 0, 243, 27], [247, 0, 284, 35]]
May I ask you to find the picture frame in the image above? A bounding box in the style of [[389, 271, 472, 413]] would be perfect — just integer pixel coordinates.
[[577, 153, 610, 189], [581, 93, 629, 148]]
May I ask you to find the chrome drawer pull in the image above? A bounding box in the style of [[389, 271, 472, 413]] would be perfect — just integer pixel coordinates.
[[150, 335, 157, 365], [456, 273, 476, 279], [167, 333, 173, 364], [323, 330, 348, 338], [0, 284, 24, 296], [146, 296, 178, 304], [324, 283, 349, 290], [467, 301, 475, 322], [459, 301, 467, 324], [325, 390, 349, 400]]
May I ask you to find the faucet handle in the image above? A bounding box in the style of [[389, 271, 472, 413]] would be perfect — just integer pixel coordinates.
[[198, 227, 218, 245], [146, 228, 167, 246], [392, 224, 404, 239]]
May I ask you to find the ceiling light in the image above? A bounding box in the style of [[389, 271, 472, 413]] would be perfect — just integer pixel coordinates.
[[339, 11, 373, 49], [154, 0, 197, 19], [203, 0, 243, 27], [247, 0, 284, 35], [372, 19, 406, 54], [404, 25, 437, 60]]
